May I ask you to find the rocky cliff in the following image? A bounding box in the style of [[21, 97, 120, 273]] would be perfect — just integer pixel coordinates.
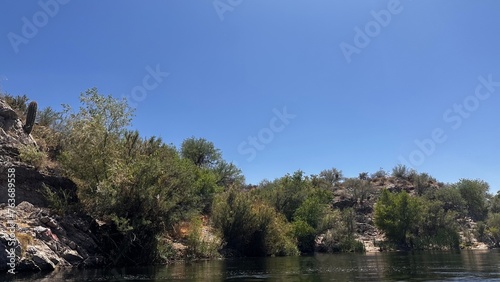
[[0, 99, 106, 273]]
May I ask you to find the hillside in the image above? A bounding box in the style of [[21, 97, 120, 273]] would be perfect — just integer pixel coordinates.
[[1, 93, 498, 274]]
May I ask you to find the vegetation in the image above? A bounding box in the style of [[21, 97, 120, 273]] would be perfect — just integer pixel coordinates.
[[23, 101, 37, 134], [375, 190, 422, 248], [3, 92, 500, 266], [18, 144, 47, 169], [455, 179, 489, 221]]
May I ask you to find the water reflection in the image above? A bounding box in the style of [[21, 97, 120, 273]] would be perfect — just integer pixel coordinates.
[[3, 250, 500, 281]]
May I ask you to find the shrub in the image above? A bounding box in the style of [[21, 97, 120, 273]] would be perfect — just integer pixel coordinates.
[[391, 164, 414, 180], [19, 145, 47, 169], [253, 203, 298, 256], [41, 183, 73, 215], [454, 179, 489, 221], [489, 192, 500, 214], [185, 216, 221, 260], [433, 186, 466, 216], [343, 178, 373, 204], [487, 213, 500, 247], [374, 190, 421, 247], [475, 221, 487, 242], [371, 168, 387, 179], [292, 220, 316, 253], [32, 125, 64, 159], [212, 189, 298, 256], [58, 89, 208, 265], [413, 172, 435, 196], [358, 172, 369, 180], [319, 168, 343, 187], [415, 199, 460, 250], [320, 230, 364, 253], [318, 208, 364, 253], [2, 94, 28, 113], [258, 170, 311, 221], [37, 106, 61, 127]]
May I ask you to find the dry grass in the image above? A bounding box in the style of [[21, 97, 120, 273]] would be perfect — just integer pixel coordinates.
[[15, 232, 34, 258]]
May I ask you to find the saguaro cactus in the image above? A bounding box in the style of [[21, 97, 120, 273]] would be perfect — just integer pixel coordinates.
[[23, 101, 37, 134]]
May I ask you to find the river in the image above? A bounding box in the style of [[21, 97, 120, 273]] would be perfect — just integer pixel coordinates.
[[4, 250, 500, 281]]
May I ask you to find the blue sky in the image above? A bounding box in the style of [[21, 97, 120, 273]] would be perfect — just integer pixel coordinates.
[[1, 0, 500, 191]]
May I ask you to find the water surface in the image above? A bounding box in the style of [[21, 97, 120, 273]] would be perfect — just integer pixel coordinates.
[[4, 250, 500, 281]]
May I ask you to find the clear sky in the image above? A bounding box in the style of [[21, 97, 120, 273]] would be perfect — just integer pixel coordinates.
[[1, 1, 499, 191]]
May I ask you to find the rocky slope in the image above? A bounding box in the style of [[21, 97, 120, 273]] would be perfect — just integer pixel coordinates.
[[0, 99, 107, 272], [318, 176, 490, 252]]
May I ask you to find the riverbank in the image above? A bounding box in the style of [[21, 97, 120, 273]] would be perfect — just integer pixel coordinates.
[[0, 95, 497, 274]]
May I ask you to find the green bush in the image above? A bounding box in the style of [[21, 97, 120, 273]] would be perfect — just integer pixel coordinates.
[[58, 89, 210, 265], [41, 183, 73, 215], [318, 168, 343, 187], [320, 229, 364, 253], [433, 186, 466, 216], [374, 190, 421, 248], [371, 168, 387, 179], [258, 170, 311, 221], [292, 220, 316, 253], [487, 213, 500, 246], [343, 178, 373, 204], [19, 145, 47, 169], [212, 189, 298, 256], [2, 94, 28, 113], [318, 208, 364, 253], [391, 164, 415, 180], [185, 216, 221, 260], [413, 173, 434, 196], [415, 199, 460, 250], [455, 179, 489, 221], [37, 106, 61, 127]]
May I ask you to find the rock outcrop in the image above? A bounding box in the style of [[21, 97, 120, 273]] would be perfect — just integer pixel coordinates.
[[0, 202, 106, 272], [0, 98, 107, 272]]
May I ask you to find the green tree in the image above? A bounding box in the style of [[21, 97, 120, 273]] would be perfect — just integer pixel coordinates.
[[318, 167, 343, 187], [374, 189, 421, 247], [60, 88, 133, 188], [432, 186, 466, 216], [413, 172, 435, 196], [181, 137, 222, 168], [260, 170, 311, 221], [416, 198, 460, 249], [455, 179, 489, 221], [343, 178, 373, 204], [292, 188, 333, 252], [212, 160, 245, 187], [489, 192, 500, 214]]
